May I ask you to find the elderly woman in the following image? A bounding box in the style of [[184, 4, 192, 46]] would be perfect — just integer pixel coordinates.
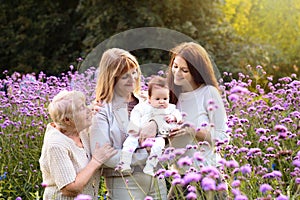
[[39, 90, 117, 200]]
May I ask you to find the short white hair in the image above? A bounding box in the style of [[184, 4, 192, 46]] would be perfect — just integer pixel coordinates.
[[48, 90, 86, 129]]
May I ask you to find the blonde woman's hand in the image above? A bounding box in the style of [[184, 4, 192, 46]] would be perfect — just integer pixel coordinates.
[[92, 143, 117, 165], [139, 120, 157, 142]]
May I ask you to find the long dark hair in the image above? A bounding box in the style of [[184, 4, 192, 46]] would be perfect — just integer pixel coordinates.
[[167, 42, 219, 104]]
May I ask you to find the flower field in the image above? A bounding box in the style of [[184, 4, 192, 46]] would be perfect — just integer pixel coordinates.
[[0, 66, 299, 200]]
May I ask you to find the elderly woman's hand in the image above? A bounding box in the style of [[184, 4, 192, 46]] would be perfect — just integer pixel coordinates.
[[92, 143, 117, 166], [90, 100, 104, 113]]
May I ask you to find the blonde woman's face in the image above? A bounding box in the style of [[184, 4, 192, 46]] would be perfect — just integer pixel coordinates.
[[114, 68, 138, 97]]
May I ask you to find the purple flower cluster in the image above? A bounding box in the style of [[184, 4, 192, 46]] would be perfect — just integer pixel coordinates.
[[1, 65, 298, 199]]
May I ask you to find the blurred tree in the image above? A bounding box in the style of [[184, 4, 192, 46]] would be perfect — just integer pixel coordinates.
[[222, 0, 300, 77], [77, 0, 245, 77], [1, 0, 298, 80], [0, 0, 83, 78]]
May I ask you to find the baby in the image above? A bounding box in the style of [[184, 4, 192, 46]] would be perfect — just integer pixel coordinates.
[[120, 76, 182, 176]]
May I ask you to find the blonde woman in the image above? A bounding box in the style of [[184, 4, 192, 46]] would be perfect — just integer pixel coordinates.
[[39, 90, 117, 200], [90, 48, 167, 200]]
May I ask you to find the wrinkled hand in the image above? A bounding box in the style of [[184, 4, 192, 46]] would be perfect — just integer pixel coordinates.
[[91, 100, 104, 113], [92, 143, 117, 165]]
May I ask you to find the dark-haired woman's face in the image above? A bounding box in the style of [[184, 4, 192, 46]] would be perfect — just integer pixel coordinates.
[[171, 56, 196, 92]]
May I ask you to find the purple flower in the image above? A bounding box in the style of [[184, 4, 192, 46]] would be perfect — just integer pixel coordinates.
[[193, 152, 204, 162], [182, 172, 201, 185], [15, 197, 22, 200], [187, 185, 196, 192], [234, 195, 248, 200], [236, 147, 249, 154], [247, 148, 261, 156], [144, 196, 153, 200], [200, 166, 220, 177], [276, 194, 289, 200], [173, 148, 186, 156], [231, 180, 241, 188], [278, 131, 288, 139], [240, 164, 251, 175], [230, 86, 250, 94], [256, 128, 267, 134], [266, 147, 275, 152], [41, 182, 48, 188], [201, 177, 216, 191], [232, 188, 241, 196], [74, 194, 92, 200], [259, 183, 273, 193], [228, 94, 239, 102], [226, 160, 239, 168], [274, 125, 287, 132], [186, 192, 197, 200], [207, 99, 216, 105], [157, 70, 165, 76], [262, 170, 282, 179], [270, 105, 285, 111], [217, 183, 228, 191], [141, 138, 155, 148], [247, 106, 256, 112], [177, 156, 193, 167], [292, 160, 300, 168], [172, 178, 184, 186], [76, 57, 83, 62]]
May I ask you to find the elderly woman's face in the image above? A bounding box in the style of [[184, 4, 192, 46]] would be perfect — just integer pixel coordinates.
[[72, 99, 92, 132], [114, 68, 138, 97]]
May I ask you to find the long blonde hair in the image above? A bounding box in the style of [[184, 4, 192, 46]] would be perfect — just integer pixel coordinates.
[[167, 42, 219, 104], [95, 48, 141, 103]]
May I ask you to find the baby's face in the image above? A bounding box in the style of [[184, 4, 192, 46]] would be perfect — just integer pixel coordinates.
[[149, 87, 169, 109]]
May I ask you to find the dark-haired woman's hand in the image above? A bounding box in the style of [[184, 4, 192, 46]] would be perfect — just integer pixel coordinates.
[[168, 126, 196, 138], [169, 125, 212, 144]]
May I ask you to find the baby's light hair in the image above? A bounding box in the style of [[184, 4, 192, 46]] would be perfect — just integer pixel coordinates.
[[147, 76, 169, 97]]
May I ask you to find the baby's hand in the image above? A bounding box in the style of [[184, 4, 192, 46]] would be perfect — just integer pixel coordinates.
[[165, 115, 176, 123]]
